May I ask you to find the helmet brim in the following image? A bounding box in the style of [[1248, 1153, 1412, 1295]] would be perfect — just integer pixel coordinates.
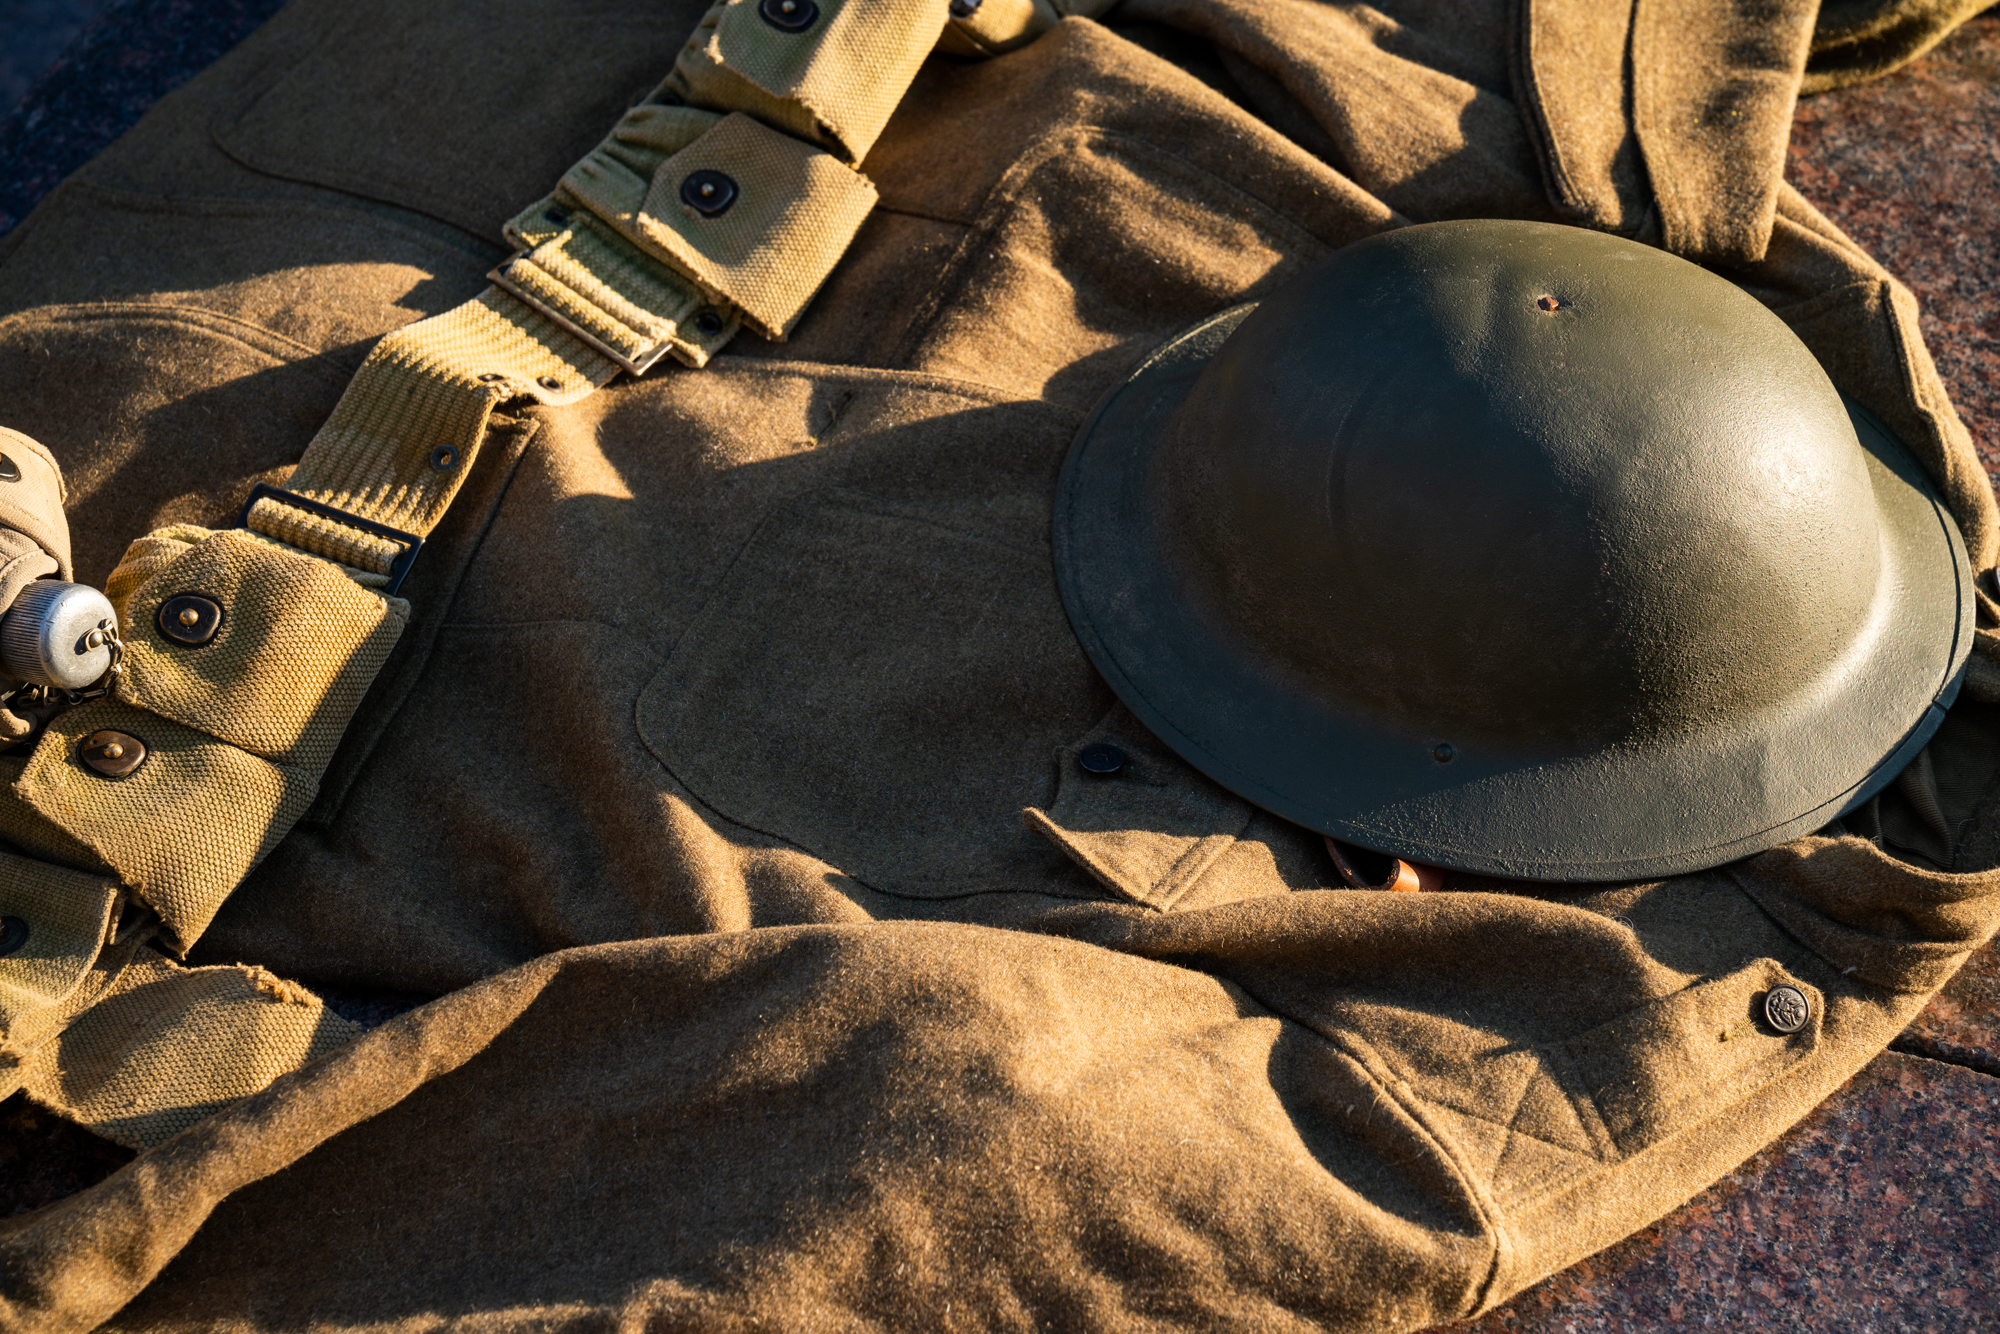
[[1054, 304, 1974, 882]]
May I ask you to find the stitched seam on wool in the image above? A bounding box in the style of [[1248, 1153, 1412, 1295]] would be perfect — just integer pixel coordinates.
[[1265, 1018, 1508, 1319], [1513, 0, 1589, 214], [0, 302, 338, 371], [887, 126, 1337, 369]]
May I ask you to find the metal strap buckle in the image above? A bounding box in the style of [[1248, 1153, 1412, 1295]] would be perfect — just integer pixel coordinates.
[[487, 255, 680, 377], [239, 483, 425, 596]]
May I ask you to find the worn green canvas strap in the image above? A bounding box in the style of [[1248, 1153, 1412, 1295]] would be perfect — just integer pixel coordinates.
[[1, 0, 1067, 1150]]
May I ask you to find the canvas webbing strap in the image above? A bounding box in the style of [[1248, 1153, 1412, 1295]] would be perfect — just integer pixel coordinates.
[[245, 290, 616, 579], [0, 0, 1093, 1152]]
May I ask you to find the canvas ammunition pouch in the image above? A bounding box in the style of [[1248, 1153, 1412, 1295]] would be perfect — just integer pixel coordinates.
[[0, 0, 1116, 1149]]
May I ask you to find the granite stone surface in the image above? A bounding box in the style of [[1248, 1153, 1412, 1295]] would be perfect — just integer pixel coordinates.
[[0, 0, 286, 235], [1789, 14, 2000, 484], [1441, 1054, 2000, 1333], [0, 5, 1997, 1329], [0, 0, 116, 119], [1897, 935, 2000, 1078]]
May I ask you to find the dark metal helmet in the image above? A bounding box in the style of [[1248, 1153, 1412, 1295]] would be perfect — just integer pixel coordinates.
[[1055, 220, 1972, 881]]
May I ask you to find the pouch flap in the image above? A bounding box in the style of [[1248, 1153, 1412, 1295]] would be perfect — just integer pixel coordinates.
[[115, 528, 407, 771], [633, 112, 878, 338], [0, 850, 120, 1034], [14, 699, 315, 952], [16, 946, 360, 1150], [673, 0, 945, 163]]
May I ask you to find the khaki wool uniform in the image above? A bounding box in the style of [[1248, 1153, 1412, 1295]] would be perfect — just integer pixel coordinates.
[[1, 0, 1998, 1329]]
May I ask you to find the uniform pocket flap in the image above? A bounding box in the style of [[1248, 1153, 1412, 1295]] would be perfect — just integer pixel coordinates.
[[1024, 708, 1254, 910], [638, 490, 1103, 899]]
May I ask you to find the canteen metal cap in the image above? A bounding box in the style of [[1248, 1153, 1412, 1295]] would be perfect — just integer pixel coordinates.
[[1, 580, 118, 690], [1053, 219, 1974, 881]]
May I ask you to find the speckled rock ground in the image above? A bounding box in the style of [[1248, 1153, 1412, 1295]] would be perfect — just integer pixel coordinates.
[[0, 0, 284, 233], [0, 0, 115, 116], [1, 5, 1997, 1328], [1453, 1053, 2000, 1331]]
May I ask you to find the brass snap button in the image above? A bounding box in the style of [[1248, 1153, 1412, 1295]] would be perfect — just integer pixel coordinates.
[[680, 170, 738, 218], [759, 0, 818, 30], [1763, 984, 1811, 1034], [1078, 743, 1127, 776], [81, 729, 147, 778], [0, 914, 25, 957], [157, 594, 223, 647]]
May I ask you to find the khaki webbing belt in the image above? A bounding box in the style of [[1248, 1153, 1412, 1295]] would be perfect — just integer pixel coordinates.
[[0, 0, 1117, 1152], [244, 288, 616, 582]]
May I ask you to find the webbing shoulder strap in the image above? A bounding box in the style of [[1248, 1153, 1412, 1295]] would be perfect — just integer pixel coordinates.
[[0, 0, 1113, 1149]]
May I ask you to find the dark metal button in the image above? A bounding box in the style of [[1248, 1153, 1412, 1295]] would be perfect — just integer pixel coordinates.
[[1763, 984, 1811, 1034], [693, 309, 725, 336], [0, 915, 25, 958], [80, 729, 146, 778], [1078, 743, 1127, 776], [0, 454, 17, 482], [157, 594, 223, 647], [681, 170, 738, 218], [759, 0, 819, 30]]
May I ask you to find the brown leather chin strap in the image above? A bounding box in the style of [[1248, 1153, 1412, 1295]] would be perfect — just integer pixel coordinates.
[[1326, 836, 1447, 892]]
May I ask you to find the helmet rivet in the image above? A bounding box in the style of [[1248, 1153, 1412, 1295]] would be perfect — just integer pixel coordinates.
[[1433, 743, 1455, 763], [1536, 295, 1562, 312]]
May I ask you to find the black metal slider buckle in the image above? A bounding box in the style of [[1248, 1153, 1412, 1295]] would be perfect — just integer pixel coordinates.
[[238, 483, 424, 596]]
